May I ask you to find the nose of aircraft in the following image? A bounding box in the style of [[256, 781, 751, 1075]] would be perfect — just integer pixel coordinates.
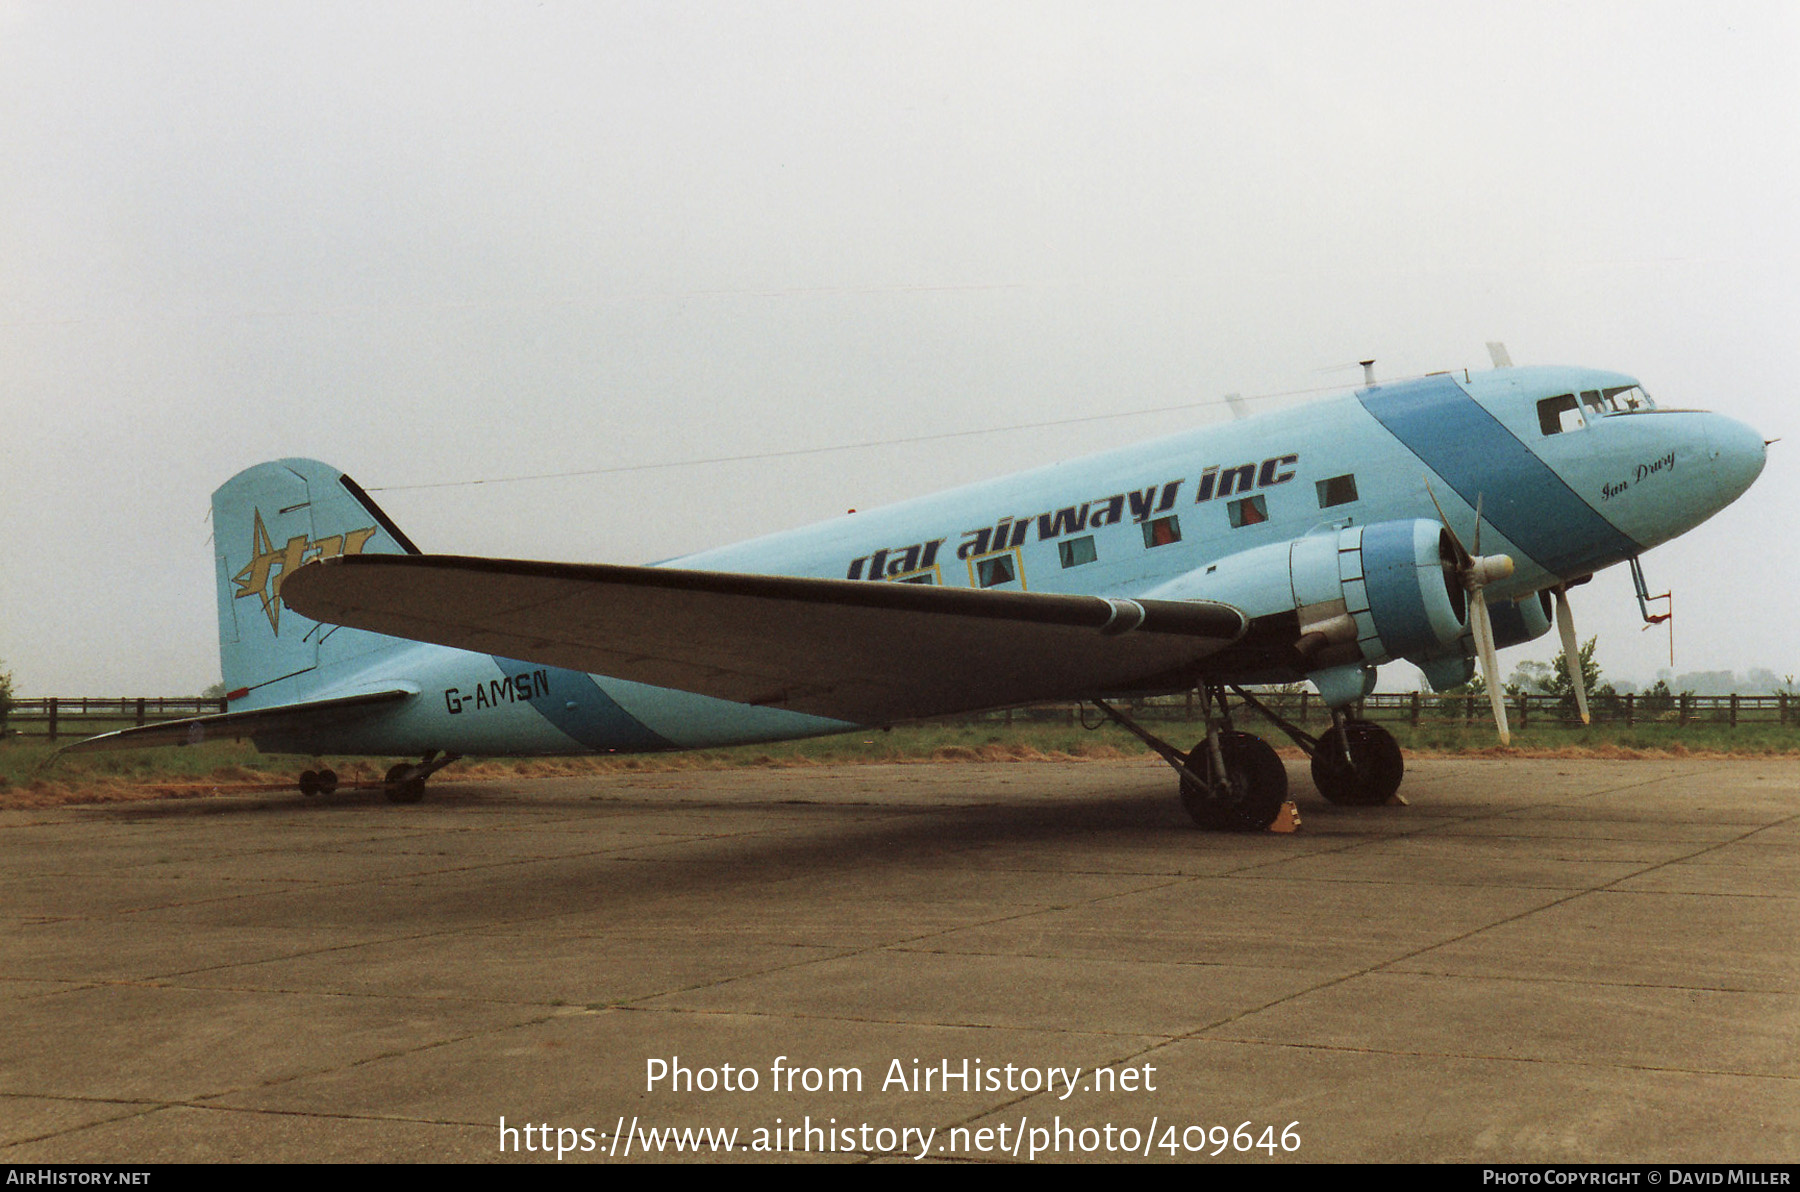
[[1705, 413, 1768, 506]]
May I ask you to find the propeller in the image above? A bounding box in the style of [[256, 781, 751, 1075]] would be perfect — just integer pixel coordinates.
[[1427, 484, 1517, 743], [1552, 585, 1591, 725]]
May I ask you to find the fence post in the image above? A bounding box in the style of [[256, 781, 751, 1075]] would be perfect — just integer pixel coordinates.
[[1729, 694, 1738, 728], [135, 697, 147, 727], [1624, 692, 1634, 727], [1517, 694, 1528, 729], [1410, 691, 1421, 727], [47, 698, 58, 742], [1678, 693, 1690, 726]]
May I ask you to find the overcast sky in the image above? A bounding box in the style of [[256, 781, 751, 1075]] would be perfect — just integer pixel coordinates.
[[3, 1, 1795, 696]]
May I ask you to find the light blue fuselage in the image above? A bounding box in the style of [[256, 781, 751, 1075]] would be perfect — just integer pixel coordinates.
[[249, 366, 1765, 757]]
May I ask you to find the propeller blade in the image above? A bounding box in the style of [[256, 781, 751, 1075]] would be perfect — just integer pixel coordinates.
[[1553, 586, 1591, 725], [1470, 593, 1511, 745], [1425, 479, 1473, 565], [1424, 476, 1515, 744]]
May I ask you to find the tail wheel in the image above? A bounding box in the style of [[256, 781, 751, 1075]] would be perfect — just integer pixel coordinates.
[[1311, 719, 1405, 805], [1180, 730, 1288, 832], [384, 762, 426, 804]]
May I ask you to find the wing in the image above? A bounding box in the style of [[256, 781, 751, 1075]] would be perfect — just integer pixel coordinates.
[[281, 555, 1245, 724], [61, 689, 414, 753]]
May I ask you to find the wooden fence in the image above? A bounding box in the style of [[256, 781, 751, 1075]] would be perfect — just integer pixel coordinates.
[[4, 690, 1796, 742], [6, 698, 229, 742], [958, 690, 1799, 730]]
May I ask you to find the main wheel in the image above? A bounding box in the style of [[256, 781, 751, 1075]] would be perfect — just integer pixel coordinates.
[[1311, 719, 1405, 805], [298, 769, 320, 796], [1179, 730, 1288, 832], [317, 768, 338, 796]]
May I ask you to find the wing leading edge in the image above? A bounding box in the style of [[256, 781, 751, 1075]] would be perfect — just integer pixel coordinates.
[[281, 555, 1247, 724]]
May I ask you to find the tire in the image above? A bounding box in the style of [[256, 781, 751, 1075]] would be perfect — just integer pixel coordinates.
[[384, 763, 425, 804], [298, 769, 319, 797], [1179, 730, 1288, 832], [1311, 719, 1405, 806]]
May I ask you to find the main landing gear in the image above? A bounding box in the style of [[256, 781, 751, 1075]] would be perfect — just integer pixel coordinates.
[[1226, 689, 1406, 807], [1309, 714, 1405, 806], [1092, 689, 1297, 833], [1092, 686, 1408, 831]]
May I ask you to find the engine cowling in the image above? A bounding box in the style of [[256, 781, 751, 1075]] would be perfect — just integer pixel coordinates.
[[1409, 587, 1554, 692], [1143, 518, 1468, 669], [1490, 588, 1555, 651]]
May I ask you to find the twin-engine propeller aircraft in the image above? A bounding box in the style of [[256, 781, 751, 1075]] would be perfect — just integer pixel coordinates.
[[69, 362, 1765, 830]]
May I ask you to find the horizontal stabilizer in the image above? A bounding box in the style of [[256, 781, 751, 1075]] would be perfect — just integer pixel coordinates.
[[60, 689, 414, 754], [282, 555, 1246, 723]]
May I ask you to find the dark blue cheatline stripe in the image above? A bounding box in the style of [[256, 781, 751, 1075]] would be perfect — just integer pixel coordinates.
[[491, 656, 675, 752], [1358, 375, 1641, 578]]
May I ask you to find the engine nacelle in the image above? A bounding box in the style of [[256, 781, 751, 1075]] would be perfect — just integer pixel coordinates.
[[1490, 588, 1555, 651], [1143, 519, 1468, 669], [1409, 588, 1554, 692]]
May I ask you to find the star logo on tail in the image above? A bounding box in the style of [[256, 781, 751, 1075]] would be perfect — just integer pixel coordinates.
[[232, 509, 378, 634]]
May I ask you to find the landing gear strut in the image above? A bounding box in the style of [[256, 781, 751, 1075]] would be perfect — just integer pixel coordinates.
[[1092, 689, 1296, 832], [383, 751, 462, 804]]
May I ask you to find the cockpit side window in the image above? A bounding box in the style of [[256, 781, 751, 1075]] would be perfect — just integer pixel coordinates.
[[1536, 393, 1583, 436]]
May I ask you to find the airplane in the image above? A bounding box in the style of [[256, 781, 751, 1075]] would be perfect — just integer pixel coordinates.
[[66, 360, 1767, 831]]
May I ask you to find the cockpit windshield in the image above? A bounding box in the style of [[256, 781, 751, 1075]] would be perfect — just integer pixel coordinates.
[[1580, 385, 1654, 416], [1538, 384, 1655, 435]]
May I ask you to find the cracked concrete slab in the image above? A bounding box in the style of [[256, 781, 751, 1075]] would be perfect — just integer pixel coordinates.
[[1, 756, 1794, 1162]]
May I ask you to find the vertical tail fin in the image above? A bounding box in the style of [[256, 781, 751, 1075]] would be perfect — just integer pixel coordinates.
[[213, 459, 416, 702]]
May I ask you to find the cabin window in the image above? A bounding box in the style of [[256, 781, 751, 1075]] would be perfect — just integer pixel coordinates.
[[1227, 495, 1268, 528], [1058, 535, 1097, 568], [1536, 393, 1583, 435], [1316, 474, 1358, 507], [975, 554, 1016, 588], [893, 570, 937, 585], [1141, 515, 1181, 548]]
